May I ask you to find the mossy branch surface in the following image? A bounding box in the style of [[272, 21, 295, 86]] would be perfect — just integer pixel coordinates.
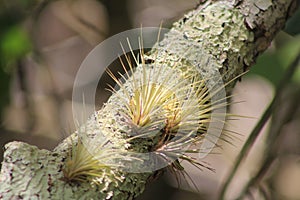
[[0, 0, 297, 199]]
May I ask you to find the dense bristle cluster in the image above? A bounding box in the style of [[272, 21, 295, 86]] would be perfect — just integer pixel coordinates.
[[63, 139, 107, 183], [107, 38, 230, 170], [63, 30, 241, 189], [63, 125, 126, 184]]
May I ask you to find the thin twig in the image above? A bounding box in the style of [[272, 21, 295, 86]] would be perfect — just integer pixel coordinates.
[[236, 86, 300, 199], [219, 52, 300, 200]]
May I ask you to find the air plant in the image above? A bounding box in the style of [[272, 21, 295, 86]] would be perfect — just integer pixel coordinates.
[[63, 28, 243, 190]]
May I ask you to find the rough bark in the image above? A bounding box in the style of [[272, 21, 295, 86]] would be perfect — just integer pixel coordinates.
[[0, 0, 297, 199]]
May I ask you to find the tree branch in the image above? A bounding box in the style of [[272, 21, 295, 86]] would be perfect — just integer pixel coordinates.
[[0, 0, 297, 199]]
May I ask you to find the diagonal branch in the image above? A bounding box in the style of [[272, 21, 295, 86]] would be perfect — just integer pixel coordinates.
[[0, 0, 297, 199]]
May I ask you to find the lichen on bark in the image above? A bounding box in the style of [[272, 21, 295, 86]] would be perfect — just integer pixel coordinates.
[[0, 0, 297, 199]]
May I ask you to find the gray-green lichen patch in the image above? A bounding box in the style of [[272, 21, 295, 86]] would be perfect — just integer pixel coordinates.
[[154, 2, 255, 90], [55, 2, 257, 190], [1, 0, 294, 199], [0, 141, 150, 200], [239, 0, 294, 45], [254, 0, 272, 11], [0, 142, 60, 199]]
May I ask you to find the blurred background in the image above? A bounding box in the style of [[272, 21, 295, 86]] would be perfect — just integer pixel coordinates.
[[0, 0, 300, 199]]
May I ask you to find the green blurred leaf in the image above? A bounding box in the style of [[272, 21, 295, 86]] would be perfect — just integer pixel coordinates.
[[249, 35, 300, 86], [277, 36, 300, 83], [285, 7, 300, 36], [248, 52, 284, 86], [0, 0, 40, 121], [277, 36, 300, 67], [0, 25, 32, 121], [19, 0, 37, 8], [0, 25, 31, 72]]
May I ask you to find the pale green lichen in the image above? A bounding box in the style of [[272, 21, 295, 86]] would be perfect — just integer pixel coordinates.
[[0, 2, 252, 197], [147, 2, 255, 93], [254, 0, 272, 11], [177, 2, 254, 82], [2, 0, 291, 199], [0, 140, 149, 199]]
